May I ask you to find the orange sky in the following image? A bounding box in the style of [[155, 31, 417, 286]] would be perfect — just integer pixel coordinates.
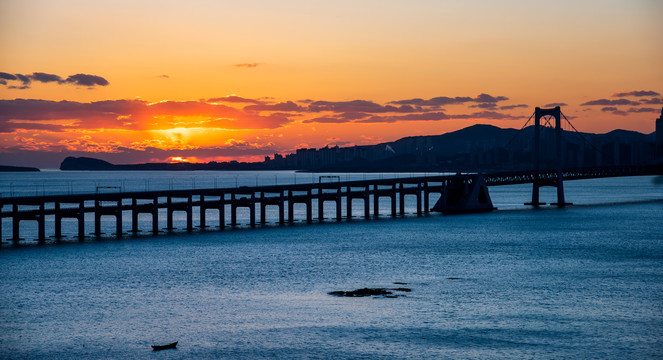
[[1, 0, 662, 167]]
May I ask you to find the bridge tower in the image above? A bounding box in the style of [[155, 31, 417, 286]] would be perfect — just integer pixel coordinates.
[[525, 106, 571, 207]]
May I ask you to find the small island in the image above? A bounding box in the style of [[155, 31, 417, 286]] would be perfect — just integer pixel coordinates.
[[0, 165, 40, 172]]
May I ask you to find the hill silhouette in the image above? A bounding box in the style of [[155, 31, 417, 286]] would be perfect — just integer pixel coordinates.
[[61, 124, 656, 172]]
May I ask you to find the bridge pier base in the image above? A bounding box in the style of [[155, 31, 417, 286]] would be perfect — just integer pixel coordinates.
[[431, 174, 495, 214], [524, 183, 546, 207]]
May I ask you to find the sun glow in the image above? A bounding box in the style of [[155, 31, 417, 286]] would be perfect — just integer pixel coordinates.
[[168, 156, 190, 163]]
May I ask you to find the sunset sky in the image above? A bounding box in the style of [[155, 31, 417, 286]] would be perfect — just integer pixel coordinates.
[[1, 0, 662, 168]]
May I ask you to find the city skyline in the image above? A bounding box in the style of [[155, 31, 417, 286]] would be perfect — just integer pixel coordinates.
[[1, 0, 662, 167]]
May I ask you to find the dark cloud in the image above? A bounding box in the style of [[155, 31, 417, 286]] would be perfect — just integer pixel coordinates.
[[0, 98, 293, 132], [453, 111, 524, 120], [244, 101, 303, 112], [64, 74, 109, 87], [388, 93, 508, 106], [355, 110, 522, 124], [473, 93, 508, 103], [499, 104, 528, 110], [0, 99, 141, 132], [1, 72, 109, 89], [301, 112, 370, 124], [543, 102, 568, 107], [388, 96, 466, 106], [581, 98, 641, 106], [303, 117, 351, 124], [0, 72, 17, 80], [235, 63, 259, 68], [31, 72, 63, 83], [338, 112, 370, 120], [325, 140, 353, 147], [308, 100, 415, 113], [612, 90, 660, 97], [206, 96, 264, 105], [470, 103, 498, 110], [158, 74, 170, 79], [15, 74, 31, 85], [627, 107, 658, 113], [640, 97, 662, 105], [599, 107, 627, 116]]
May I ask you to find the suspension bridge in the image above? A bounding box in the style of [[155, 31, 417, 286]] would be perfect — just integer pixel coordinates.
[[1, 106, 661, 245]]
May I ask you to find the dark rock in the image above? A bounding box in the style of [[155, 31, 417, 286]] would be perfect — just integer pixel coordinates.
[[328, 288, 393, 297], [393, 282, 408, 285], [328, 287, 413, 298], [390, 288, 412, 292]]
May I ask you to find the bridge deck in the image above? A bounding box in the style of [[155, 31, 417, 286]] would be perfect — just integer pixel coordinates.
[[0, 165, 659, 245]]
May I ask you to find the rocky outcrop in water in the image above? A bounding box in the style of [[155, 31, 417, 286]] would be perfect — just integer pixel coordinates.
[[328, 287, 412, 298]]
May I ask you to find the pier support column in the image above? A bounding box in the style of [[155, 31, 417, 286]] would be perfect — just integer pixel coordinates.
[[231, 193, 238, 226], [250, 193, 256, 227], [219, 194, 226, 229], [166, 197, 174, 230], [200, 195, 206, 229], [373, 185, 379, 216], [260, 193, 267, 224], [12, 204, 19, 244], [399, 184, 405, 215], [317, 189, 324, 221], [278, 192, 285, 224], [423, 182, 430, 213], [55, 202, 62, 239], [115, 199, 123, 237], [416, 183, 422, 216], [152, 197, 159, 234], [77, 201, 85, 241], [346, 187, 352, 219], [94, 200, 102, 236], [38, 203, 45, 244], [336, 188, 342, 221], [364, 186, 370, 218], [287, 191, 293, 223], [306, 189, 313, 223], [186, 196, 193, 231], [131, 198, 139, 233], [391, 184, 397, 217]]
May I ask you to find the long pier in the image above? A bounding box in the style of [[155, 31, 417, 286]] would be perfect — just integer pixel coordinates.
[[1, 165, 660, 245]]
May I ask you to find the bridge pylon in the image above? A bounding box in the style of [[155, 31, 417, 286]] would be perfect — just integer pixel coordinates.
[[524, 106, 572, 207]]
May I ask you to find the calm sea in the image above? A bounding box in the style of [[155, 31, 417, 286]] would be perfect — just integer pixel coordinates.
[[1, 171, 662, 359]]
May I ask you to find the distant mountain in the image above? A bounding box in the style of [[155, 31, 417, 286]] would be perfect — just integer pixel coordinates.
[[60, 123, 658, 172]]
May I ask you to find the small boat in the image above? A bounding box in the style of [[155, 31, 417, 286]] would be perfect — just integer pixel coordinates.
[[151, 341, 178, 351]]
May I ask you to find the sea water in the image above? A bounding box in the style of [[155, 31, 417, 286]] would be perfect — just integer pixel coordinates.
[[0, 171, 662, 359]]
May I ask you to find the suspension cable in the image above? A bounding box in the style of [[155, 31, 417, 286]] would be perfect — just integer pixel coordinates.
[[503, 111, 535, 150], [560, 111, 602, 154]]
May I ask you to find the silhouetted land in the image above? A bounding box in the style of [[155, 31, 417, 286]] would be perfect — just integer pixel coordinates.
[[0, 165, 40, 172], [61, 124, 658, 172]]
